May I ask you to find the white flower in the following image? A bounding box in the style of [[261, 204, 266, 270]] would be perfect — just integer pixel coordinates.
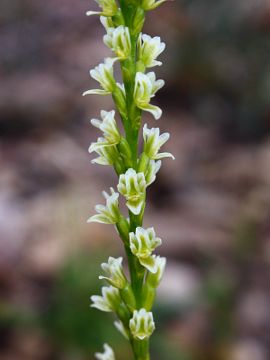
[[134, 72, 164, 120], [87, 0, 118, 17], [147, 256, 166, 287], [114, 320, 129, 339], [129, 308, 155, 340], [88, 188, 120, 224], [143, 124, 175, 160], [91, 286, 121, 312], [104, 26, 131, 60], [95, 344, 115, 360], [89, 137, 119, 165], [83, 58, 116, 96], [99, 256, 127, 289], [137, 34, 165, 68], [141, 0, 167, 11], [91, 110, 121, 145], [129, 227, 162, 272], [144, 159, 161, 186], [117, 168, 146, 215]]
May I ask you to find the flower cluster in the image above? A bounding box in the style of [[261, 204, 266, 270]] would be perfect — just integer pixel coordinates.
[[84, 0, 172, 359]]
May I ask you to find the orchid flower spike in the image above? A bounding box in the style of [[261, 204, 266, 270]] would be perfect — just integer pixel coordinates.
[[129, 308, 155, 340], [134, 72, 164, 119], [95, 343, 115, 360], [88, 188, 120, 224]]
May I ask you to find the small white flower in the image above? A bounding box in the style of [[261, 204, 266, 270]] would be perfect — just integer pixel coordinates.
[[137, 34, 165, 68], [89, 137, 119, 165], [129, 308, 155, 340], [129, 227, 162, 272], [91, 286, 121, 312], [143, 124, 175, 160], [88, 188, 120, 224], [117, 168, 146, 215], [134, 72, 164, 120], [147, 256, 166, 287], [144, 159, 161, 186], [141, 0, 167, 11], [99, 256, 127, 289], [91, 110, 121, 145], [104, 26, 131, 60], [95, 343, 115, 360], [83, 58, 116, 96], [114, 320, 129, 339], [87, 0, 118, 17]]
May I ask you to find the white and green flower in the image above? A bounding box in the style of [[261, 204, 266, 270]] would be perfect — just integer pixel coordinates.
[[91, 286, 121, 312], [147, 256, 166, 287], [87, 0, 118, 17], [141, 0, 167, 11], [129, 308, 155, 340], [83, 58, 117, 96], [89, 137, 119, 165], [104, 26, 131, 60], [91, 110, 121, 145], [95, 343, 115, 360], [99, 256, 127, 289], [137, 34, 165, 68], [144, 159, 161, 186], [129, 227, 162, 272], [134, 72, 164, 120], [117, 168, 146, 215], [88, 188, 120, 224], [143, 124, 175, 160]]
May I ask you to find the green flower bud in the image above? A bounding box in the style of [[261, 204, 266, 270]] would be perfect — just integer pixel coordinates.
[[91, 286, 121, 312], [88, 188, 120, 224], [104, 26, 131, 60], [129, 227, 162, 272], [99, 256, 127, 289], [95, 344, 115, 360], [129, 308, 155, 340], [134, 72, 164, 119], [117, 168, 146, 215]]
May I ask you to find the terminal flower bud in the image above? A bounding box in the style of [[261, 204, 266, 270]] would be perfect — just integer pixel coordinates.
[[87, 0, 118, 17], [104, 26, 131, 60], [141, 0, 167, 11], [143, 124, 175, 160], [91, 286, 121, 312], [147, 256, 166, 287], [137, 34, 165, 68], [89, 137, 119, 165], [134, 72, 164, 119], [88, 188, 120, 224], [83, 58, 117, 96], [117, 168, 146, 215], [95, 344, 115, 360], [129, 227, 162, 272], [91, 110, 121, 145], [129, 308, 155, 340], [99, 256, 127, 289]]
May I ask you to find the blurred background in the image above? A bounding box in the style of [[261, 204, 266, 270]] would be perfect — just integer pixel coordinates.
[[0, 0, 270, 359]]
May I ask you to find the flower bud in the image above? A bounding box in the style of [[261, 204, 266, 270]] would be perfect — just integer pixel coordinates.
[[83, 58, 116, 96], [99, 256, 127, 289], [104, 26, 131, 60], [129, 308, 155, 340], [95, 344, 115, 360], [134, 72, 164, 119], [91, 286, 121, 312], [137, 34, 165, 68], [87, 0, 118, 17], [129, 227, 162, 272], [91, 110, 121, 145], [117, 168, 146, 215], [146, 256, 166, 287], [88, 188, 120, 224], [141, 0, 167, 11], [143, 124, 175, 160]]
